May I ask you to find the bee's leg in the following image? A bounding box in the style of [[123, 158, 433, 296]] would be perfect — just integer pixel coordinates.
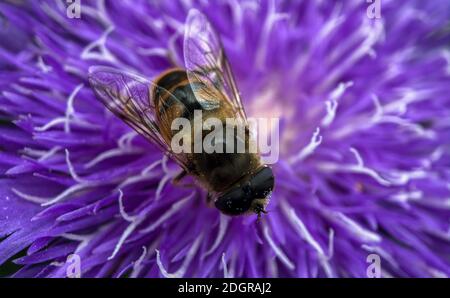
[[172, 169, 187, 184], [171, 170, 195, 188], [206, 192, 212, 203], [255, 206, 268, 223]]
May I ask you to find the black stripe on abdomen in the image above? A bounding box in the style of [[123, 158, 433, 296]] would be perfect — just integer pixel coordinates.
[[156, 70, 187, 91], [158, 82, 204, 119]]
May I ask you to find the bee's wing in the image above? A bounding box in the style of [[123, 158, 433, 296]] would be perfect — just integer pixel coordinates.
[[184, 9, 247, 123], [88, 66, 191, 170]]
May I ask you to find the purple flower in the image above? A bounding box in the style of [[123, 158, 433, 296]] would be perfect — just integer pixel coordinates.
[[1, 0, 450, 278]]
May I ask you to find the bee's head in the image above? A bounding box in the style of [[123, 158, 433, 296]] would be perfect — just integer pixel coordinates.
[[214, 166, 274, 217]]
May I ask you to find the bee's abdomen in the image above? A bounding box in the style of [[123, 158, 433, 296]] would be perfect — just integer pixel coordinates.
[[155, 69, 187, 92], [154, 69, 205, 121], [164, 84, 203, 119]]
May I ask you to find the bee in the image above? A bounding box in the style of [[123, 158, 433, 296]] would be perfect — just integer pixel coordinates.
[[88, 9, 274, 218]]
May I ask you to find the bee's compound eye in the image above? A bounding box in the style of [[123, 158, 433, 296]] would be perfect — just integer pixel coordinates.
[[242, 183, 252, 195], [250, 166, 275, 198], [215, 187, 252, 216]]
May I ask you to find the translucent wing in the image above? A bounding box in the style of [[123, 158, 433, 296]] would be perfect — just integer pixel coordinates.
[[88, 66, 191, 170], [184, 9, 247, 123]]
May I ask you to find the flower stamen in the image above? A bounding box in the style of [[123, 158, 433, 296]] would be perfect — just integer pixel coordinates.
[[140, 192, 194, 234], [263, 224, 295, 271], [203, 214, 230, 258], [288, 127, 322, 164], [118, 189, 136, 223], [130, 246, 147, 278], [221, 252, 229, 278], [81, 26, 117, 63], [155, 233, 203, 278]]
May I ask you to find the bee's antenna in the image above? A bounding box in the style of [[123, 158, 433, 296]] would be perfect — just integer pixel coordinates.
[[255, 206, 268, 223]]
